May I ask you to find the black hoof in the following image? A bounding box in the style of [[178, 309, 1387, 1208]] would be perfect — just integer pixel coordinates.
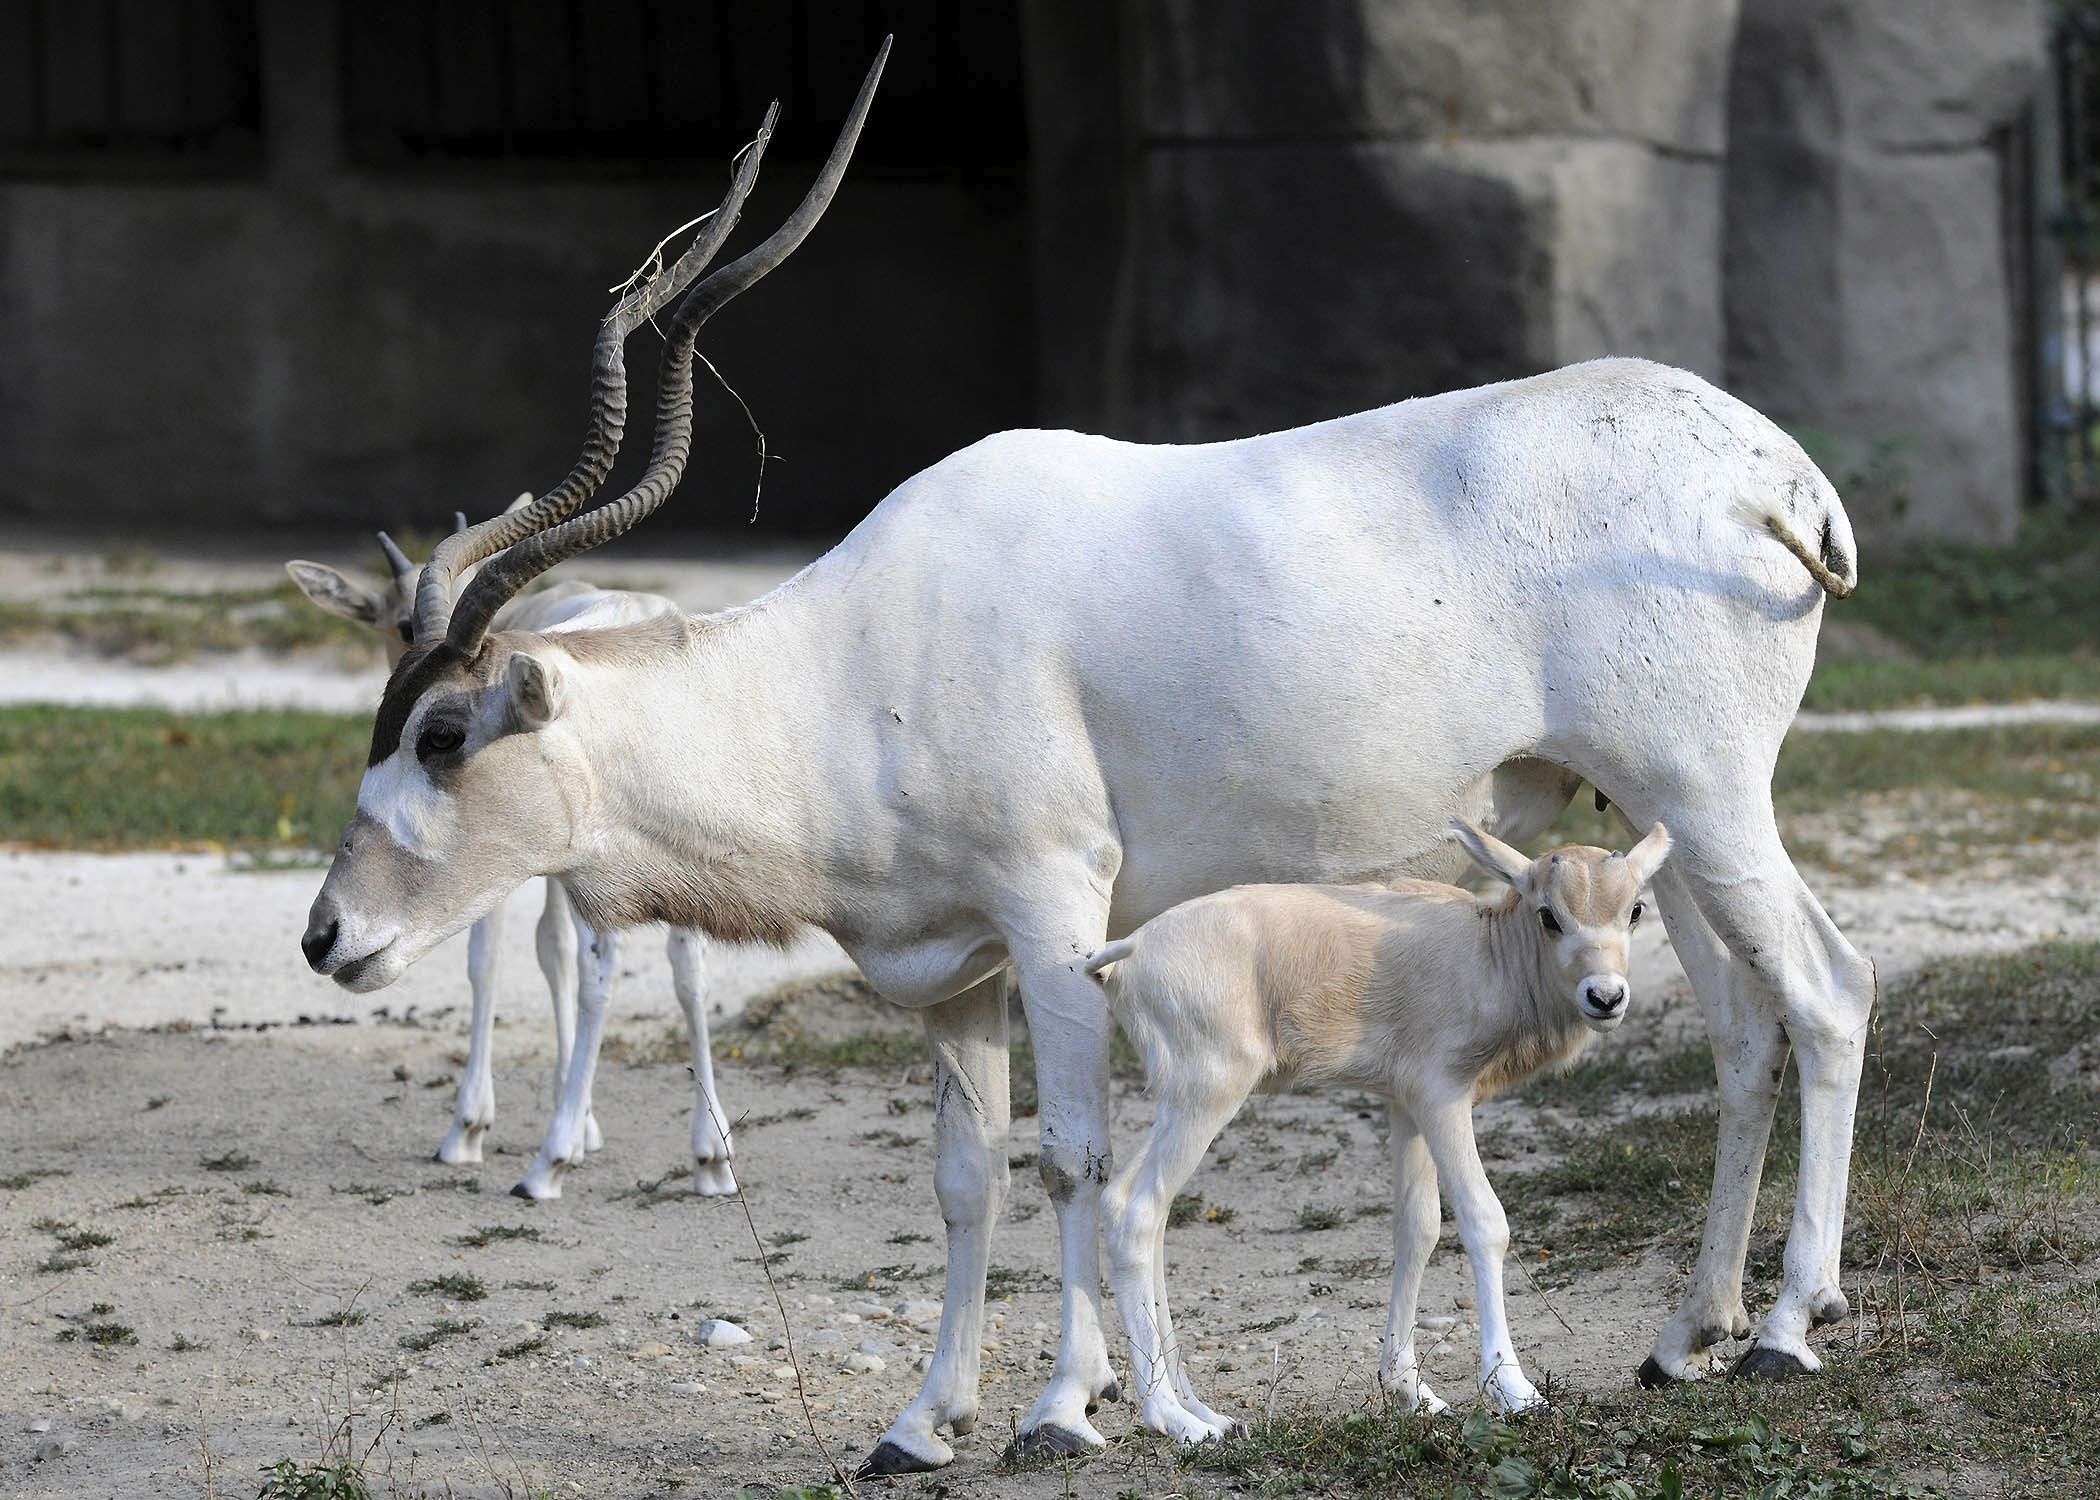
[[1635, 1355, 1675, 1389], [508, 1182, 534, 1200], [1732, 1344, 1812, 1382], [1810, 1291, 1851, 1329], [1001, 1423, 1099, 1466], [855, 1440, 943, 1479], [1099, 1379, 1122, 1405]]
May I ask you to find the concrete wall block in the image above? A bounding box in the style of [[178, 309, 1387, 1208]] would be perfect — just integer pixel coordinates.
[[1128, 135, 1723, 443], [1139, 0, 1739, 153]]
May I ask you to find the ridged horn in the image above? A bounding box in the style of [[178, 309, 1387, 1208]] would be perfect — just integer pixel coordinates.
[[442, 40, 890, 654], [410, 98, 782, 643]]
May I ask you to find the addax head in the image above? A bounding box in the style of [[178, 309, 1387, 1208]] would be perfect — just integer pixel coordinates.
[[1449, 818, 1672, 1033], [287, 500, 534, 665], [302, 633, 588, 990], [299, 42, 888, 992], [284, 530, 424, 659]]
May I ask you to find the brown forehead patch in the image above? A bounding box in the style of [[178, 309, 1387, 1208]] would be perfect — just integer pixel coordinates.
[[366, 641, 476, 766]]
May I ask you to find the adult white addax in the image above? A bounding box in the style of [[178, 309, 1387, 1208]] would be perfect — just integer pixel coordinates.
[[299, 39, 1872, 1476], [1086, 820, 1671, 1441], [286, 473, 736, 1199]]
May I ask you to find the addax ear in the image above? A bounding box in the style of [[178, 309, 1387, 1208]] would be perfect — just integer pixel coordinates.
[[1448, 818, 1532, 889], [506, 651, 565, 731], [285, 560, 381, 625], [1623, 822, 1672, 884]]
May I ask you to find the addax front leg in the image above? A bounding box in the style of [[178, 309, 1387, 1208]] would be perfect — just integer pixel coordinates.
[[1378, 1105, 1449, 1416], [514, 919, 619, 1201], [667, 928, 736, 1196], [860, 975, 1011, 1478], [1416, 1094, 1543, 1416], [1003, 931, 1119, 1462], [438, 892, 509, 1165]]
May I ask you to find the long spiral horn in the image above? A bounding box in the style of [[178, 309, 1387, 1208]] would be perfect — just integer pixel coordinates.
[[442, 39, 889, 656], [410, 100, 781, 643]]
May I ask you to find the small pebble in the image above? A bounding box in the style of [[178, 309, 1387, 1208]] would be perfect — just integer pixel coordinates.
[[896, 1299, 942, 1326], [27, 1419, 51, 1434], [1416, 1314, 1459, 1332], [840, 1351, 886, 1375], [34, 1437, 71, 1463], [850, 1301, 890, 1321], [855, 1338, 896, 1358], [667, 1380, 706, 1396], [694, 1318, 753, 1349]]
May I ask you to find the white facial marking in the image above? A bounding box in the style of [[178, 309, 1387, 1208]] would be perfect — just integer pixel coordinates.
[[356, 751, 448, 859]]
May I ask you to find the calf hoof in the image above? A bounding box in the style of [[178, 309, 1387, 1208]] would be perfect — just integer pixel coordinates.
[[1732, 1344, 1813, 1382], [1002, 1422, 1104, 1465], [1810, 1288, 1851, 1328], [1083, 1378, 1121, 1415], [856, 1439, 947, 1478], [1636, 1355, 1674, 1389]]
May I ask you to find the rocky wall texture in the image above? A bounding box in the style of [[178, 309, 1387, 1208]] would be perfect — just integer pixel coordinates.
[[1029, 0, 1740, 442], [1724, 0, 2044, 542]]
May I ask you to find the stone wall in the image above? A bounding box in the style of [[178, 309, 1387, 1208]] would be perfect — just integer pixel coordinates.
[[0, 6, 1033, 538], [1724, 0, 2043, 542], [1028, 0, 1741, 441]]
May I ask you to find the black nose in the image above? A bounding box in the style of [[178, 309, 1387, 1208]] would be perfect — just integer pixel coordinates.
[[302, 915, 339, 972], [1586, 980, 1627, 1013]]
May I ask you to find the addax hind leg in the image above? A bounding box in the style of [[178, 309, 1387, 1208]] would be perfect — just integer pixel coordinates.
[[514, 916, 619, 1201], [667, 928, 736, 1196], [1636, 791, 1873, 1384], [1000, 908, 1120, 1463], [859, 974, 1011, 1478]]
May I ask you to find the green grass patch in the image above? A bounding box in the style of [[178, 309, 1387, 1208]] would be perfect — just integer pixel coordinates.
[[408, 1272, 486, 1303], [1803, 652, 2100, 713], [543, 1310, 605, 1330], [0, 705, 364, 851]]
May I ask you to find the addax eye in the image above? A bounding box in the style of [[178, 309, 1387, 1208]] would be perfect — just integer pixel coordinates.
[[396, 621, 414, 644], [1538, 908, 1563, 936], [416, 724, 465, 760], [1630, 901, 1645, 926]]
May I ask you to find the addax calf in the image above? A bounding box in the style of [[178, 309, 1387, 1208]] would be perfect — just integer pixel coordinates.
[[1088, 819, 1671, 1441]]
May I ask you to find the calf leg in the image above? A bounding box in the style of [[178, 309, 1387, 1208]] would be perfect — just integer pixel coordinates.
[[1106, 1070, 1256, 1444], [666, 928, 735, 1196], [1415, 1094, 1542, 1415], [860, 975, 1011, 1477], [438, 892, 509, 1165], [1378, 1104, 1449, 1415], [513, 919, 618, 1201]]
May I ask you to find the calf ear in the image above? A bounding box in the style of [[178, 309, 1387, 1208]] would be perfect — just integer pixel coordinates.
[[505, 651, 565, 730], [1623, 822, 1672, 884], [285, 561, 382, 625], [1448, 818, 1531, 889]]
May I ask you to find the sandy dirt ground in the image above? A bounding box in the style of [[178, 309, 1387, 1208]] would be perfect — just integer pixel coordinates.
[[6, 823, 2100, 1499]]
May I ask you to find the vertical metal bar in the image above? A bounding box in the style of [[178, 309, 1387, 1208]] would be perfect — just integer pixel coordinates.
[[2033, 15, 2067, 510], [2072, 24, 2095, 492]]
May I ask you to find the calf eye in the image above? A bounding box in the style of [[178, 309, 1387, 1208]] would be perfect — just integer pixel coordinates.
[[1538, 908, 1563, 936], [396, 621, 414, 644], [1630, 901, 1645, 926], [416, 724, 465, 760]]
